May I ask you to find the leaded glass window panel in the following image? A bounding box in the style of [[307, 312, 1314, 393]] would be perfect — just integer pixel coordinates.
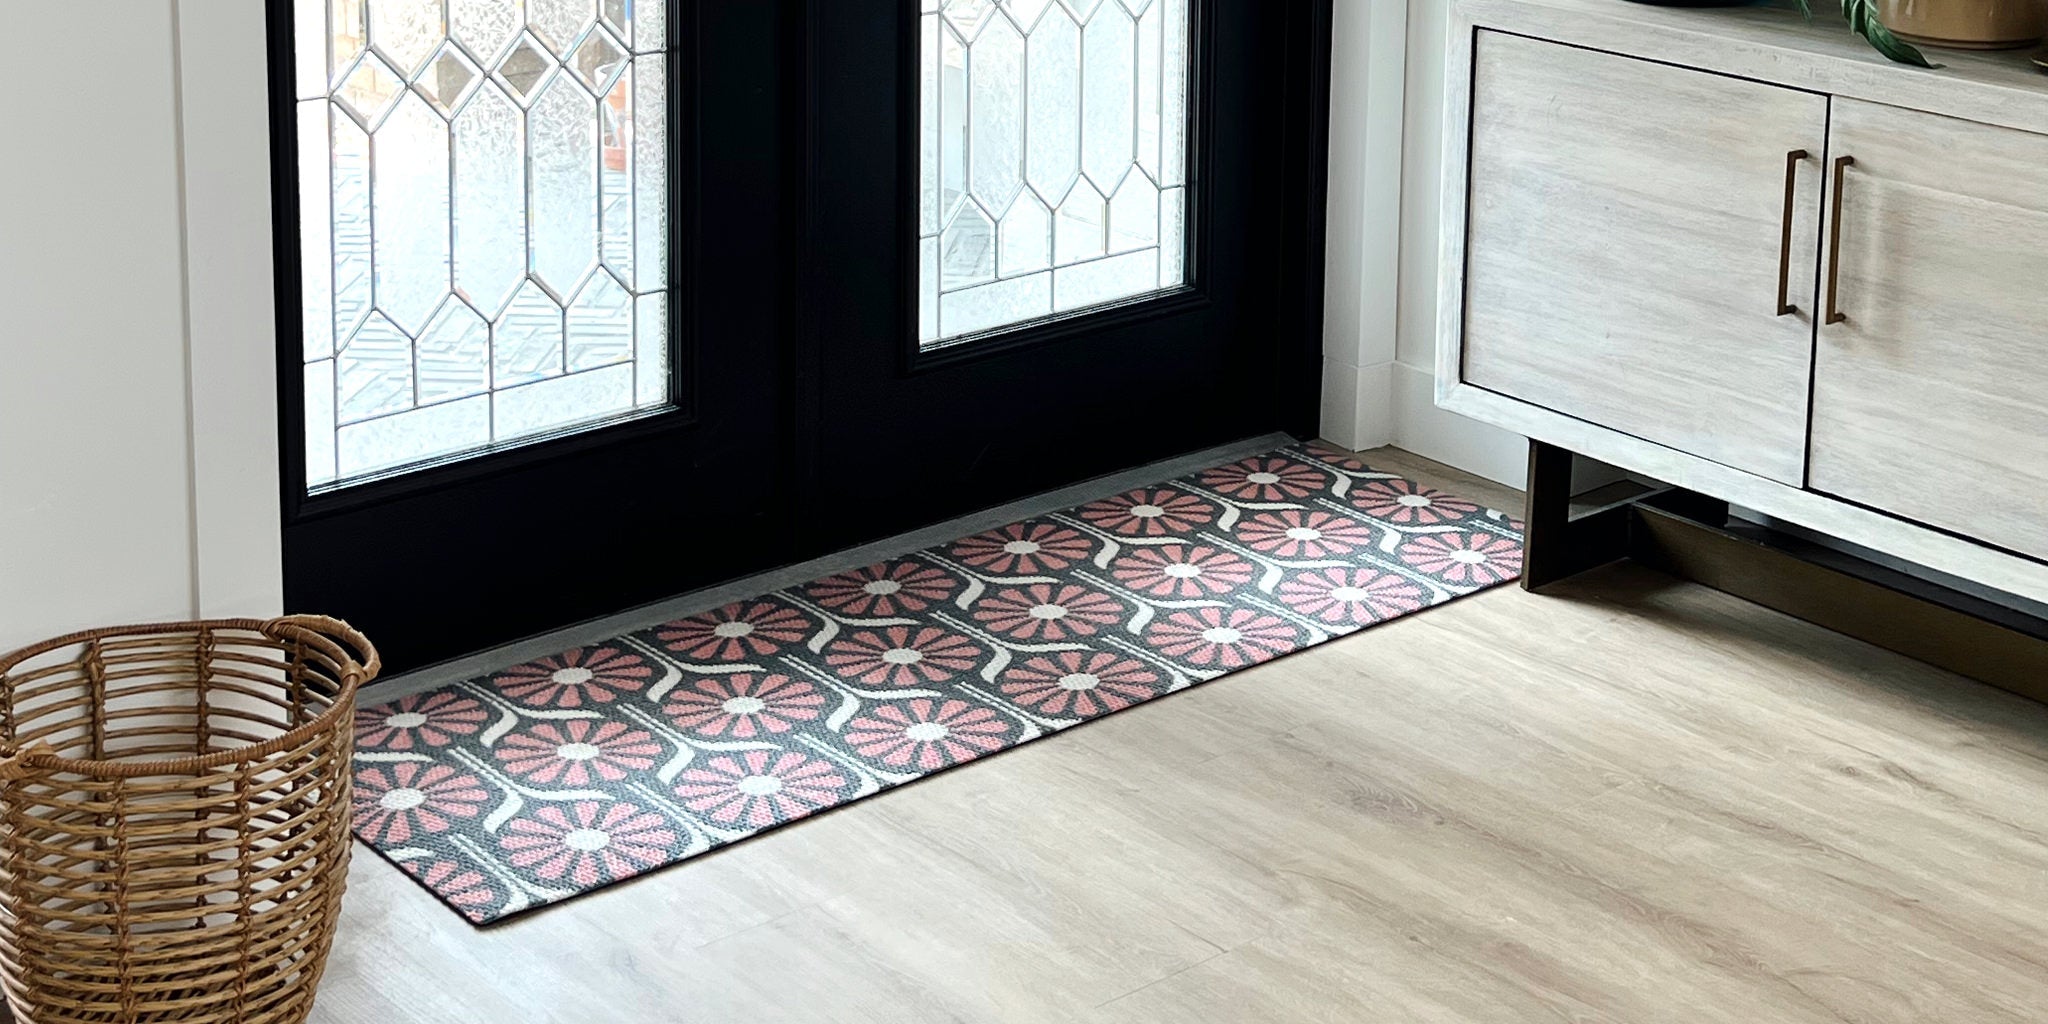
[[293, 0, 670, 491], [920, 0, 1192, 350]]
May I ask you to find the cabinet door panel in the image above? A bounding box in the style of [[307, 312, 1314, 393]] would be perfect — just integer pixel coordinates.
[[1460, 31, 1826, 485], [1810, 98, 2048, 563]]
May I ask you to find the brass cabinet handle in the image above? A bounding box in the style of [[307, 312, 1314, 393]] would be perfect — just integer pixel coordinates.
[[1826, 155, 1854, 325], [1776, 149, 1808, 316]]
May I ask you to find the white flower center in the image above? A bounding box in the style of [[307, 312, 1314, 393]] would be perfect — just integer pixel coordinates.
[[904, 722, 950, 742], [722, 695, 768, 716], [1397, 493, 1433, 508], [882, 647, 924, 666], [379, 787, 426, 811], [1284, 526, 1322, 542], [557, 742, 602, 762], [563, 828, 611, 852], [862, 578, 902, 596], [1003, 539, 1042, 556], [1058, 672, 1100, 691], [1130, 503, 1165, 518], [385, 711, 428, 729], [1246, 471, 1282, 485], [1162, 562, 1203, 579], [735, 774, 783, 797], [1450, 550, 1488, 565], [552, 666, 595, 686], [1201, 627, 1244, 645], [1029, 602, 1068, 621], [712, 620, 755, 639], [1329, 586, 1371, 602]]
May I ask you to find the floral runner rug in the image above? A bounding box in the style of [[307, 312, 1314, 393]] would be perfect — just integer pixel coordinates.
[[351, 441, 1525, 924]]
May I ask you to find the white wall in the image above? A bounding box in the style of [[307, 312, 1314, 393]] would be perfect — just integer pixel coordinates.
[[0, 1, 281, 654], [1323, 0, 1530, 487], [1319, 0, 1407, 449]]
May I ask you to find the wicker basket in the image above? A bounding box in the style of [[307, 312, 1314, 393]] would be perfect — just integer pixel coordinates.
[[0, 617, 377, 1024]]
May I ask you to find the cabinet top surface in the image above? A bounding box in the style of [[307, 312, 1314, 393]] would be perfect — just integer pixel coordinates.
[[1457, 0, 2048, 133]]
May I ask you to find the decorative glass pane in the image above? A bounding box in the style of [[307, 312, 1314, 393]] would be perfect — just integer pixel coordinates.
[[368, 0, 443, 78], [528, 75, 599, 295], [922, 0, 1192, 349], [450, 0, 521, 64], [528, 0, 596, 57], [293, 0, 673, 492]]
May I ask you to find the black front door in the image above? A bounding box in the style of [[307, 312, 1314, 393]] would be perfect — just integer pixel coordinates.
[[273, 1, 795, 672], [803, 0, 1331, 551], [272, 0, 1329, 675]]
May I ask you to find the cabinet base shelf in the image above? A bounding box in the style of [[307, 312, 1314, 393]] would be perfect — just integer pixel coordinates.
[[1524, 440, 2048, 706]]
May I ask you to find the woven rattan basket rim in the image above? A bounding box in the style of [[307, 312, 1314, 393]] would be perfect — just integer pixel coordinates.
[[0, 615, 377, 779]]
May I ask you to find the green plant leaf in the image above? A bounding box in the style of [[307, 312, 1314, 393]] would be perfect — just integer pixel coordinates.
[[1840, 0, 1940, 67]]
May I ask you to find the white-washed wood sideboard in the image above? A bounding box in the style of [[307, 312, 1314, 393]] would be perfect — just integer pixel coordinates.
[[1436, 0, 2048, 612]]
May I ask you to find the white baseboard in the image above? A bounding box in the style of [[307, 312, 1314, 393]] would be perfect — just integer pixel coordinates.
[[1390, 361, 1529, 487], [1319, 358, 1396, 452]]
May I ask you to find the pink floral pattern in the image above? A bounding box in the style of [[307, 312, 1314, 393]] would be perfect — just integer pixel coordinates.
[[1305, 442, 1371, 473], [355, 443, 1520, 925], [1351, 479, 1483, 526], [804, 561, 958, 617], [499, 801, 677, 887], [401, 858, 499, 920], [824, 626, 981, 687], [1198, 457, 1328, 501], [354, 763, 487, 845], [662, 673, 824, 738], [1399, 532, 1522, 587], [1077, 488, 1216, 537], [354, 691, 486, 751], [1110, 545, 1254, 599], [1234, 509, 1374, 559], [970, 584, 1123, 641], [652, 600, 812, 662], [675, 750, 848, 827], [494, 646, 654, 709], [494, 720, 662, 787], [948, 522, 1092, 575], [999, 651, 1163, 718], [845, 698, 1014, 770], [1276, 567, 1428, 626], [1143, 608, 1298, 670]]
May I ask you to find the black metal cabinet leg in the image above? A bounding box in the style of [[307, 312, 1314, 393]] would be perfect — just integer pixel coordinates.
[[1520, 439, 1630, 591]]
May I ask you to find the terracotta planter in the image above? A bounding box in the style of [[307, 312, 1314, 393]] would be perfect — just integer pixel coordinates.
[[1878, 0, 2047, 50]]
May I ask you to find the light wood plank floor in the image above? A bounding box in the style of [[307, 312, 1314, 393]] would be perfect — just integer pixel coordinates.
[[310, 448, 2048, 1024]]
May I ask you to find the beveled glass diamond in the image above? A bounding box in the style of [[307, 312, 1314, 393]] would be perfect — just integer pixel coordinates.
[[569, 26, 628, 93], [494, 34, 557, 104], [335, 53, 405, 127], [417, 45, 481, 116]]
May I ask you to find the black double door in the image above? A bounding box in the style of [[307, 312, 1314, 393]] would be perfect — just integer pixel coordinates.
[[276, 0, 1331, 674]]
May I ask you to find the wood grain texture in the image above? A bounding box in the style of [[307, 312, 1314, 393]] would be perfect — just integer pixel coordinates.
[[305, 449, 2048, 1024], [1434, 0, 2048, 607], [1456, 0, 2048, 137], [1809, 98, 2048, 563], [1460, 31, 1824, 484]]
